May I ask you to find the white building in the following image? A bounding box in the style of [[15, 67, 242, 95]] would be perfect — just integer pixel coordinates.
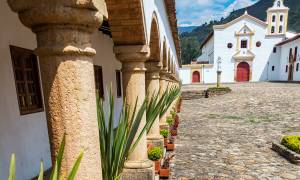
[[180, 0, 300, 84]]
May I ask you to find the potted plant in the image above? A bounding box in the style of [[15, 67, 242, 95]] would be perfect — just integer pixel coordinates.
[[167, 137, 175, 151], [148, 147, 163, 174], [160, 154, 175, 178], [160, 129, 169, 147], [166, 116, 174, 127]]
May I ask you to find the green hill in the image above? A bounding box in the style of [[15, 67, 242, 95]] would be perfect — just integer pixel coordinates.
[[180, 0, 300, 65]]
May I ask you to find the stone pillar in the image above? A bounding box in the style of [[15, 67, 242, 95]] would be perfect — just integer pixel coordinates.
[[145, 62, 164, 149], [114, 45, 154, 180], [7, 1, 105, 179], [159, 70, 169, 129]]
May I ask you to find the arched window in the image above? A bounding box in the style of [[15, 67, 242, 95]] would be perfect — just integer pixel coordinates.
[[271, 26, 275, 33], [277, 1, 281, 7], [280, 15, 284, 22], [279, 26, 283, 33], [272, 15, 276, 22]]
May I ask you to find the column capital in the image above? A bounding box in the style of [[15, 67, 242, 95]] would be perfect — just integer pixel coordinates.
[[8, 0, 104, 31], [8, 0, 106, 57], [114, 45, 150, 63], [145, 61, 162, 80]]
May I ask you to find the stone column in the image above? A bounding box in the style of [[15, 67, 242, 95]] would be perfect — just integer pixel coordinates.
[[114, 45, 154, 180], [8, 1, 105, 179], [145, 61, 164, 149], [159, 70, 170, 129]]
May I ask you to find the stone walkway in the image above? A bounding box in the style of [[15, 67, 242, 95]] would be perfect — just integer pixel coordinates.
[[171, 82, 300, 180]]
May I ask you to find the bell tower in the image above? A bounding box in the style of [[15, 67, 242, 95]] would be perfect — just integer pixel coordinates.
[[267, 0, 289, 36]]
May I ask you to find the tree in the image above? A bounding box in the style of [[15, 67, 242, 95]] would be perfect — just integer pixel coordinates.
[[180, 37, 201, 65]]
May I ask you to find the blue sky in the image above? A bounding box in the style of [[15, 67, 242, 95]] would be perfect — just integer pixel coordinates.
[[176, 0, 258, 27]]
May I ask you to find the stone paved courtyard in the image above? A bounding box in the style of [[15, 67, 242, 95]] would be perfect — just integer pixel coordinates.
[[171, 82, 300, 180]]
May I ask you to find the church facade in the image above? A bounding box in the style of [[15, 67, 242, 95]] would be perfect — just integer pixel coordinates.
[[180, 0, 300, 84]]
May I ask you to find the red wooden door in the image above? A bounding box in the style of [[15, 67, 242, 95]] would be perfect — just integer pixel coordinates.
[[236, 62, 250, 82], [192, 71, 200, 83]]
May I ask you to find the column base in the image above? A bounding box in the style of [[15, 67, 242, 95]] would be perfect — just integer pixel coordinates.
[[122, 160, 154, 180], [160, 122, 169, 130], [147, 135, 164, 150]]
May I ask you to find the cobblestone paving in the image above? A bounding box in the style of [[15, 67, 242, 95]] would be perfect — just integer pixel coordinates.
[[171, 82, 300, 180]]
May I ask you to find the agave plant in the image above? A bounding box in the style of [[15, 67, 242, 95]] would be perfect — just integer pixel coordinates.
[[8, 134, 83, 180], [97, 87, 180, 180]]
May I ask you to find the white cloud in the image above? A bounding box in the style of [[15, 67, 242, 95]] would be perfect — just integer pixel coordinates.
[[176, 0, 258, 27]]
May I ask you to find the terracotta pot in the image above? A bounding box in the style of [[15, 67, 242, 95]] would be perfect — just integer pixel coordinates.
[[167, 143, 175, 151], [174, 121, 179, 128], [160, 167, 170, 178], [164, 138, 168, 147], [154, 160, 161, 174], [147, 144, 153, 152]]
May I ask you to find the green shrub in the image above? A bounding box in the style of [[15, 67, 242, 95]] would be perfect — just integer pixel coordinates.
[[148, 147, 162, 161], [166, 117, 174, 126], [160, 129, 169, 138], [281, 135, 300, 154], [207, 87, 232, 93]]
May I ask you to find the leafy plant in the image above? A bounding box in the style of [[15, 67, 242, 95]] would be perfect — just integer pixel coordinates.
[[158, 87, 181, 118], [146, 86, 181, 133], [148, 147, 162, 161], [97, 87, 180, 180], [166, 117, 174, 126], [8, 134, 83, 180], [160, 129, 169, 138]]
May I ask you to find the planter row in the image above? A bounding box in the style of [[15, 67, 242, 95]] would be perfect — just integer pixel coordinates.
[[149, 98, 182, 179]]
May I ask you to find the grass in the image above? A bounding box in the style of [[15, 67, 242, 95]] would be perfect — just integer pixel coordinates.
[[246, 115, 273, 124], [206, 113, 242, 120]]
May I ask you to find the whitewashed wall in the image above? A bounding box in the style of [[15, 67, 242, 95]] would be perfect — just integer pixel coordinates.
[[198, 37, 214, 64], [278, 38, 300, 81], [0, 2, 51, 179], [143, 0, 180, 73], [268, 46, 282, 80], [91, 32, 123, 125], [179, 68, 191, 85], [212, 16, 283, 83]]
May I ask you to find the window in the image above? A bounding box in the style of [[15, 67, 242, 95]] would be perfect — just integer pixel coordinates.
[[227, 43, 233, 49], [294, 46, 298, 62], [94, 65, 104, 99], [256, 41, 261, 47], [279, 26, 283, 33], [10, 46, 44, 115], [289, 48, 293, 62], [272, 66, 275, 71], [271, 26, 275, 33], [286, 65, 288, 73], [297, 63, 299, 72], [273, 47, 277, 53], [272, 15, 276, 22], [116, 70, 122, 98], [280, 15, 284, 22], [277, 1, 281, 7], [241, 40, 248, 49]]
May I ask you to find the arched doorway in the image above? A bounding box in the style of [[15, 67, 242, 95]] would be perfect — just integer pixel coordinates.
[[192, 71, 200, 83], [236, 62, 250, 82]]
